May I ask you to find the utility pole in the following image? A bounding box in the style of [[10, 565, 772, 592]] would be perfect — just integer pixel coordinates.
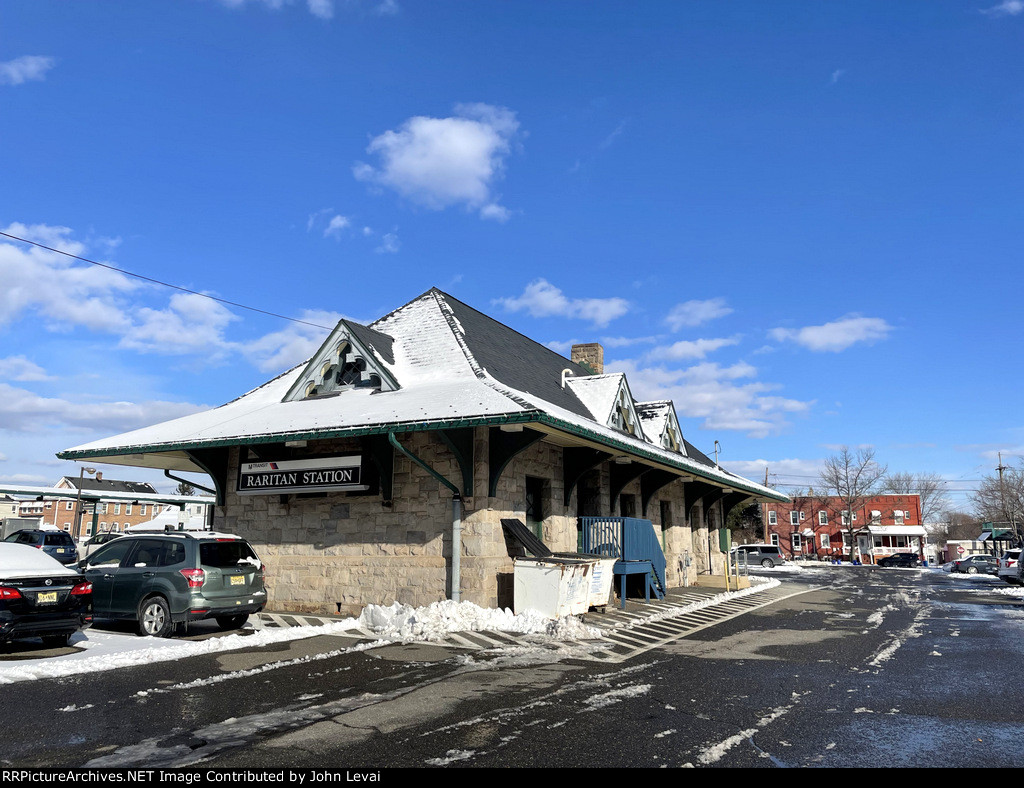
[[997, 452, 1019, 546]]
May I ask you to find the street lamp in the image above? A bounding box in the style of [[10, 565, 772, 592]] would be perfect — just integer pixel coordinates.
[[72, 467, 101, 540]]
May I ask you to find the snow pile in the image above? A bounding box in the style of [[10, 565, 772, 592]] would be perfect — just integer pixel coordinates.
[[358, 599, 602, 642]]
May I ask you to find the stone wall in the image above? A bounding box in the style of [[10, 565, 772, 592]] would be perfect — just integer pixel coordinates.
[[213, 428, 726, 616]]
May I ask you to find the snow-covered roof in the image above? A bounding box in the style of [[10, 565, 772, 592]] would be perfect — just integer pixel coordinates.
[[60, 288, 786, 501]]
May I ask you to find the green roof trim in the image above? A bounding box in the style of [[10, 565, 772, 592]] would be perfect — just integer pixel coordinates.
[[57, 410, 788, 502]]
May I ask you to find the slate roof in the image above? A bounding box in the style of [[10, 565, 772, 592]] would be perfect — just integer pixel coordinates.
[[60, 288, 786, 500], [60, 477, 158, 494]]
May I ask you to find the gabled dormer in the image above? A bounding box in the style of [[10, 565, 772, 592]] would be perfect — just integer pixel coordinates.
[[565, 373, 646, 441], [283, 320, 398, 402], [636, 400, 688, 456]]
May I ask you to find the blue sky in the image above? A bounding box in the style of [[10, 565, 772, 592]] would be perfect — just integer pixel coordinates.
[[1, 1, 1021, 512]]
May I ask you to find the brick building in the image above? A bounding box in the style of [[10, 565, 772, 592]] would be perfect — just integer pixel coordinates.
[[763, 494, 924, 564], [15, 477, 211, 537], [60, 288, 789, 614]]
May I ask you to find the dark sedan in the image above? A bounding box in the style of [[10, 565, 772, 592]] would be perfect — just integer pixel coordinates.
[[951, 554, 999, 575], [0, 543, 92, 648], [877, 553, 922, 568]]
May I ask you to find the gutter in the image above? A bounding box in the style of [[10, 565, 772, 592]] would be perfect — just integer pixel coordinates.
[[58, 412, 789, 503]]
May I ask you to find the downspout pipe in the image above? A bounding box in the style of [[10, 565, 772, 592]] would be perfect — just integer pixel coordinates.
[[388, 432, 464, 603]]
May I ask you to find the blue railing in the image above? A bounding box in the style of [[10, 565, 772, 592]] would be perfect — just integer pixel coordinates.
[[579, 517, 666, 600]]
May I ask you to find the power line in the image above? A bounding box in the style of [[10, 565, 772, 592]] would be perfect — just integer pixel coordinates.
[[0, 230, 334, 332]]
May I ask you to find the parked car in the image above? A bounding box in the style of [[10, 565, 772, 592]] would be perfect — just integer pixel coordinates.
[[79, 531, 266, 637], [950, 554, 998, 575], [877, 553, 921, 568], [81, 531, 123, 559], [732, 544, 787, 569], [0, 542, 92, 648], [998, 549, 1021, 584], [3, 529, 79, 566]]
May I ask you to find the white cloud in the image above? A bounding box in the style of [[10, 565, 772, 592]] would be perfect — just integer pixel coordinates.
[[0, 56, 56, 86], [119, 293, 241, 359], [215, 0, 396, 18], [240, 309, 340, 373], [649, 337, 740, 362], [375, 232, 401, 254], [665, 298, 732, 330], [831, 69, 847, 84], [608, 358, 813, 439], [354, 103, 520, 220], [324, 215, 351, 238], [0, 356, 52, 382], [0, 224, 327, 371], [547, 335, 660, 355], [0, 223, 139, 333], [722, 457, 824, 487], [495, 280, 630, 328], [982, 1, 1023, 15], [769, 315, 892, 352], [0, 383, 206, 435], [307, 0, 334, 19]]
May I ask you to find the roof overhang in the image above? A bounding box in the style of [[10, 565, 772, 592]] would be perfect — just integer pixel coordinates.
[[0, 484, 214, 506], [58, 411, 789, 503]]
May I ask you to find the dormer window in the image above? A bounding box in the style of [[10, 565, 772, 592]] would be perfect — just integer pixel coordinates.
[[662, 424, 680, 452], [283, 324, 397, 403], [611, 389, 636, 436]]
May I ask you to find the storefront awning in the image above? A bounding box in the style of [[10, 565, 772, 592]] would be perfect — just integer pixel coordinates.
[[867, 525, 927, 537]]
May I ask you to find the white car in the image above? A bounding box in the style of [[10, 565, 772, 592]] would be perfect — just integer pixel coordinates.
[[998, 549, 1021, 584]]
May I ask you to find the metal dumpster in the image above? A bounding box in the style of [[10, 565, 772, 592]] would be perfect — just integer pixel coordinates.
[[513, 556, 596, 619]]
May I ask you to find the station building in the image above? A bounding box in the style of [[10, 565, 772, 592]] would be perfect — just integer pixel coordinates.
[[60, 289, 788, 615]]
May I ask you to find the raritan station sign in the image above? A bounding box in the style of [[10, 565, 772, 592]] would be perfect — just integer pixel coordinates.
[[237, 455, 368, 495]]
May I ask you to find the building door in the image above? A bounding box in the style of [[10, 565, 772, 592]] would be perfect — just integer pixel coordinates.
[[857, 535, 871, 563]]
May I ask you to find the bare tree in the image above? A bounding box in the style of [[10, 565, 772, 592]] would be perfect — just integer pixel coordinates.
[[881, 471, 950, 525], [942, 510, 983, 542], [815, 447, 888, 562], [970, 459, 1024, 542]]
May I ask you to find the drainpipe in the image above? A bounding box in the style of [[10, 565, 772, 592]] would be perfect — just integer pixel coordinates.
[[388, 432, 464, 603], [451, 495, 462, 603]]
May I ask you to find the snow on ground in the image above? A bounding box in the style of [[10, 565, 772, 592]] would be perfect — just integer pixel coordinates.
[[0, 584, 775, 686]]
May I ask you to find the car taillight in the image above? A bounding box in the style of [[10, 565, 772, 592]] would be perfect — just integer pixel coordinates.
[[0, 586, 22, 600], [179, 568, 205, 589], [70, 582, 92, 596]]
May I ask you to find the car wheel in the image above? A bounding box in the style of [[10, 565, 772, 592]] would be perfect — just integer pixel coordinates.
[[215, 614, 249, 631], [761, 559, 774, 568], [137, 596, 173, 638], [967, 566, 978, 575], [41, 633, 71, 648]]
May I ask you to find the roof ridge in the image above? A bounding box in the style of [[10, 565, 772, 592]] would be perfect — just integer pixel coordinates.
[[432, 288, 592, 375], [565, 372, 623, 382], [369, 287, 438, 329]]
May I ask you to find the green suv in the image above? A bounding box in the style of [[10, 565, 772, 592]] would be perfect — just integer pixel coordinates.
[[79, 531, 267, 637]]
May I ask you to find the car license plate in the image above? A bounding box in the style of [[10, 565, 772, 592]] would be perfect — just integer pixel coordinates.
[[230, 575, 245, 586], [37, 591, 58, 604], [56, 548, 65, 553]]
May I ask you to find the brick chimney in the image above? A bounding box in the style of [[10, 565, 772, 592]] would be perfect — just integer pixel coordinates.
[[571, 343, 604, 375]]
